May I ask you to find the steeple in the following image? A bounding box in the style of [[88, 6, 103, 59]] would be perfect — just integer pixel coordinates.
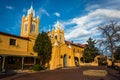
[[54, 21, 61, 30], [30, 5, 33, 10], [48, 20, 65, 44], [28, 4, 35, 17]]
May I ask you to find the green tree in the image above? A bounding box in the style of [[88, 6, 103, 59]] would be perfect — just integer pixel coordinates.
[[114, 47, 120, 60], [33, 31, 52, 66], [83, 38, 100, 63]]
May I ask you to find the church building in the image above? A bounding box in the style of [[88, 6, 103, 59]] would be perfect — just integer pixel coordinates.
[[0, 5, 85, 71]]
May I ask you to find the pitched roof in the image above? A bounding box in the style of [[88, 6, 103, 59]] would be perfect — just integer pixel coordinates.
[[0, 31, 29, 40], [65, 40, 86, 48]]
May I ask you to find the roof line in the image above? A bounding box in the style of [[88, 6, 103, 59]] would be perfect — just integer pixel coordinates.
[[0, 31, 29, 40]]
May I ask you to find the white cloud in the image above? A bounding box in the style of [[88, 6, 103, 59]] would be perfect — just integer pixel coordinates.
[[86, 4, 100, 11], [6, 5, 13, 10], [54, 12, 60, 17], [36, 8, 49, 16], [89, 9, 120, 19], [85, 0, 120, 11], [62, 9, 120, 43]]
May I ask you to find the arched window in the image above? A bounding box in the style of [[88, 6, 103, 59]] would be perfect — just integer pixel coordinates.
[[30, 23, 36, 32], [73, 48, 75, 53], [60, 34, 62, 42], [55, 35, 57, 40], [24, 23, 28, 32], [49, 35, 52, 39], [78, 49, 79, 53]]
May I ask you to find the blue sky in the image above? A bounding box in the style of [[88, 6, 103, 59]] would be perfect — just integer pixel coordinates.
[[0, 0, 120, 44]]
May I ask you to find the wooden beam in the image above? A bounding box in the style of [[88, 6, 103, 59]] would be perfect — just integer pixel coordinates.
[[34, 57, 36, 65], [2, 56, 5, 72], [22, 57, 24, 70]]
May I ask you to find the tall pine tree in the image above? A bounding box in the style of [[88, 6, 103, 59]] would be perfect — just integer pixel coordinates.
[[33, 31, 52, 66], [83, 38, 100, 63]]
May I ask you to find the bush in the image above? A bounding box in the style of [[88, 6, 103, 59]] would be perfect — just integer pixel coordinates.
[[98, 58, 107, 66], [101, 61, 107, 65], [32, 64, 44, 71]]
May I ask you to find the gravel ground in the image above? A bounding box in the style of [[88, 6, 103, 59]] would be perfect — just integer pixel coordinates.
[[0, 66, 120, 80]]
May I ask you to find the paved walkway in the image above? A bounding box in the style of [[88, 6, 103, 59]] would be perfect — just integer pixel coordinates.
[[0, 66, 120, 80]]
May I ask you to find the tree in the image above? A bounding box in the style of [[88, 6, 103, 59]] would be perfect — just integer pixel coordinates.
[[98, 21, 120, 61], [114, 47, 120, 60], [83, 38, 100, 63], [33, 31, 52, 66]]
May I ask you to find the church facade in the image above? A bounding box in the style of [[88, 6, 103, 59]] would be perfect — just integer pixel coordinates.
[[0, 6, 85, 71], [48, 22, 85, 69]]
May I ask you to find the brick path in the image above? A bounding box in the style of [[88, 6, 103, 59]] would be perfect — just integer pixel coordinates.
[[0, 66, 120, 80]]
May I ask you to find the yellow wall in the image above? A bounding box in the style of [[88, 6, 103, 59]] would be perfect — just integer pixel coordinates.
[[48, 24, 85, 69], [0, 34, 27, 52], [72, 45, 84, 57], [0, 33, 37, 57], [71, 45, 84, 64], [49, 42, 85, 69], [49, 46, 59, 69], [59, 44, 75, 67]]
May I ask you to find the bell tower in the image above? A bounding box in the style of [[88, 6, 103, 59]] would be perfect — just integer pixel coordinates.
[[48, 21, 65, 45], [20, 5, 39, 39]]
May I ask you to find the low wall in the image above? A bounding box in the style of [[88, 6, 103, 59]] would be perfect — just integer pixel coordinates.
[[114, 63, 120, 67], [107, 59, 112, 66], [80, 62, 98, 66]]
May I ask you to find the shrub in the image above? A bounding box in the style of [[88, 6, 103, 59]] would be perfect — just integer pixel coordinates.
[[32, 64, 44, 71], [98, 58, 107, 66]]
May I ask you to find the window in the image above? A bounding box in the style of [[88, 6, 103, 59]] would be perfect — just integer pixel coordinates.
[[69, 56, 71, 59], [30, 24, 35, 32], [24, 57, 34, 64], [60, 55, 63, 58], [49, 35, 52, 39], [10, 39, 16, 46], [73, 48, 75, 53], [55, 35, 57, 40], [7, 57, 15, 64], [0, 38, 2, 43], [60, 34, 62, 42], [78, 49, 79, 53], [24, 23, 28, 32]]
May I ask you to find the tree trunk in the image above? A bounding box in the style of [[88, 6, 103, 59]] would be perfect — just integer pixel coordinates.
[[112, 52, 115, 62]]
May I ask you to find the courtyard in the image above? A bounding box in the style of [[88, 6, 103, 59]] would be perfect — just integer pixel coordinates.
[[0, 66, 120, 80]]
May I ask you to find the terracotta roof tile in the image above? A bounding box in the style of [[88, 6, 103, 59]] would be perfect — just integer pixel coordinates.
[[65, 40, 86, 48]]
